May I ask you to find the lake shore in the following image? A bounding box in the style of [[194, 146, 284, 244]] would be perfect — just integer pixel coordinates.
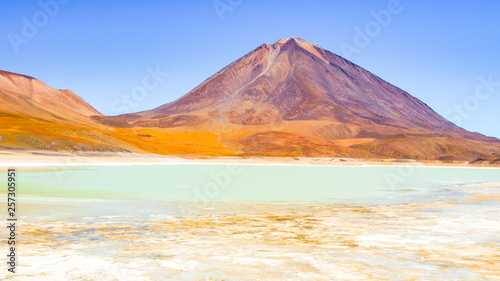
[[1, 150, 499, 280], [0, 149, 498, 167]]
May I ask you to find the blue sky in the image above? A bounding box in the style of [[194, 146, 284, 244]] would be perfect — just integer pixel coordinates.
[[1, 0, 499, 138]]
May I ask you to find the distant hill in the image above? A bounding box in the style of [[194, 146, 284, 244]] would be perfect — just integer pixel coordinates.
[[0, 70, 102, 124]]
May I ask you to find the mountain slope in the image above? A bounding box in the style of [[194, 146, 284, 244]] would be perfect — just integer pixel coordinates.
[[0, 71, 234, 155], [0, 70, 102, 123], [105, 38, 499, 160], [132, 38, 455, 130]]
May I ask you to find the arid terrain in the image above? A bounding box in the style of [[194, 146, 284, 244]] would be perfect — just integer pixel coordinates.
[[1, 38, 499, 164]]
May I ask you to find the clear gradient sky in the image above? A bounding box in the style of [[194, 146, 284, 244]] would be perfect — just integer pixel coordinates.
[[1, 0, 499, 137]]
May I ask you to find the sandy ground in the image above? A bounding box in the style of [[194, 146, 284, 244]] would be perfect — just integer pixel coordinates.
[[0, 149, 496, 167]]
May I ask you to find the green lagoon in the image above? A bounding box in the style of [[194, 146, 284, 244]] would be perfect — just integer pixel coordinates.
[[7, 164, 500, 203], [1, 164, 499, 280]]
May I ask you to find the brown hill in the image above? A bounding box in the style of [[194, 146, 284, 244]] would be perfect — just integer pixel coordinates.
[[0, 71, 232, 155], [0, 70, 102, 124], [0, 71, 135, 152], [142, 38, 454, 130], [104, 38, 499, 161]]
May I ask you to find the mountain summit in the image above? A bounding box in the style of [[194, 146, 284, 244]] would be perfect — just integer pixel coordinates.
[[97, 38, 499, 160], [128, 37, 458, 131]]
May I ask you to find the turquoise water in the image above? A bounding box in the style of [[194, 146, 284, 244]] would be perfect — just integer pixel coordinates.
[[1, 165, 499, 222], [1, 165, 499, 280], [2, 164, 499, 204]]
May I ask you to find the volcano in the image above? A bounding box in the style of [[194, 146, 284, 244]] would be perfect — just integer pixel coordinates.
[[104, 37, 499, 160], [139, 38, 455, 129]]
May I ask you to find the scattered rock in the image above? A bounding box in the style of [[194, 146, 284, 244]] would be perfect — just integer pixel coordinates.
[[469, 158, 487, 164], [0, 136, 5, 142], [490, 158, 500, 165]]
